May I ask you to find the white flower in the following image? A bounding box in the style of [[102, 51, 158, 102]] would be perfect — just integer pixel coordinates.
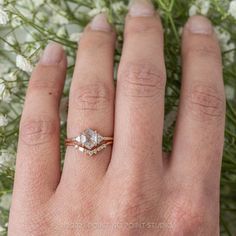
[[0, 114, 8, 127], [4, 36, 16, 50], [189, 0, 210, 16], [225, 85, 235, 100], [57, 26, 67, 37], [16, 55, 33, 73], [189, 5, 198, 16], [228, 1, 236, 19], [215, 27, 231, 45], [215, 26, 235, 65], [0, 225, 5, 232], [0, 63, 9, 74], [88, 7, 107, 17], [0, 7, 9, 25], [0, 193, 12, 210], [89, 8, 102, 17], [0, 82, 12, 103], [10, 15, 22, 28], [5, 72, 17, 82], [51, 14, 69, 25], [0, 149, 15, 168], [34, 0, 44, 7], [69, 32, 83, 42], [112, 2, 127, 12]]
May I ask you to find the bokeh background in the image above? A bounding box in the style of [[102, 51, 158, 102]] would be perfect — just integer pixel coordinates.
[[0, 0, 236, 235]]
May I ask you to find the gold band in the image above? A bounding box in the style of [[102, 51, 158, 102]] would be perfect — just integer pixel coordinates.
[[65, 136, 113, 144]]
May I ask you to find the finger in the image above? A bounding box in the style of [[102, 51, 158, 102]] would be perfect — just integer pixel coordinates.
[[13, 43, 67, 205], [170, 16, 225, 194], [60, 14, 116, 190], [109, 0, 166, 175]]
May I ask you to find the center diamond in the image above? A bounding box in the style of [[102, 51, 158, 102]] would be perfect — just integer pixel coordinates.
[[79, 128, 103, 150]]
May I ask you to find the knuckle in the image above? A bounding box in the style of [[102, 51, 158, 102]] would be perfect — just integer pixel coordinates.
[[185, 44, 221, 63], [29, 77, 61, 97], [71, 83, 112, 111], [119, 63, 166, 98], [170, 206, 207, 235], [107, 179, 158, 221], [186, 84, 225, 121], [113, 195, 155, 222], [20, 117, 57, 146]]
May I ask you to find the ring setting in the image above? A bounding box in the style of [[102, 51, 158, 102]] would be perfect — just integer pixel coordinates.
[[65, 128, 113, 156]]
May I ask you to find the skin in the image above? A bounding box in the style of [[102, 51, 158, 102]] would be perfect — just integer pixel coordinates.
[[8, 10, 225, 236]]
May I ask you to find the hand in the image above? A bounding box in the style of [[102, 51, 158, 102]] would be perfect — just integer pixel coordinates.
[[8, 0, 225, 235]]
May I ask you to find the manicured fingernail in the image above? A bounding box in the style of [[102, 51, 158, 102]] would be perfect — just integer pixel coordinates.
[[186, 16, 213, 35], [129, 0, 155, 17], [40, 43, 63, 65], [90, 13, 112, 32]]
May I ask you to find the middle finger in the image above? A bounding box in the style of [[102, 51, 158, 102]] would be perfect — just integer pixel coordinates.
[[110, 0, 166, 175]]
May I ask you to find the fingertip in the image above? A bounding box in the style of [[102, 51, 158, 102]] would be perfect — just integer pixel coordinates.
[[184, 15, 213, 35], [39, 42, 66, 65]]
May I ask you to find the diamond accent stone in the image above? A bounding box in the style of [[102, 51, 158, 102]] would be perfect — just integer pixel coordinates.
[[75, 136, 81, 143], [79, 128, 103, 150]]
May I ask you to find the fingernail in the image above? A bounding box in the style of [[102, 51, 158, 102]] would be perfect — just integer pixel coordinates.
[[186, 16, 213, 35], [129, 0, 155, 17], [40, 43, 63, 65], [90, 13, 112, 32]]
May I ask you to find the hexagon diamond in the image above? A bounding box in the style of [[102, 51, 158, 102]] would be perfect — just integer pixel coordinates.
[[78, 128, 103, 150]]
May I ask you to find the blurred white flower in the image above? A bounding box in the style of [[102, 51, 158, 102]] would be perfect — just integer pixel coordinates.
[[215, 27, 231, 45], [228, 0, 236, 19], [0, 225, 5, 232], [57, 26, 67, 37], [0, 150, 15, 169], [0, 193, 12, 210], [189, 5, 198, 16], [89, 8, 106, 17], [215, 26, 235, 65], [0, 82, 11, 103], [69, 32, 83, 42], [225, 85, 235, 100], [0, 7, 9, 25], [0, 64, 8, 74], [5, 72, 17, 82], [189, 0, 210, 16], [34, 0, 45, 7], [16, 55, 33, 73], [4, 36, 16, 50], [51, 14, 69, 25], [10, 15, 23, 28], [224, 42, 235, 64], [112, 2, 127, 13], [88, 1, 108, 18], [0, 114, 8, 127]]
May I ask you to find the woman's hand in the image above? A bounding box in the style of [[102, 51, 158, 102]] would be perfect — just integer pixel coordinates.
[[8, 0, 225, 235]]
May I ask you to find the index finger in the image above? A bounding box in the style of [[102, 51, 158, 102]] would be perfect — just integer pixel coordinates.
[[12, 43, 67, 205]]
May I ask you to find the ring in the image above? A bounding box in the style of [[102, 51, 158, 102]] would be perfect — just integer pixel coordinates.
[[65, 128, 113, 156]]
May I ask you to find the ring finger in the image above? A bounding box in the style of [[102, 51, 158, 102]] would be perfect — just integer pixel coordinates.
[[60, 14, 116, 191]]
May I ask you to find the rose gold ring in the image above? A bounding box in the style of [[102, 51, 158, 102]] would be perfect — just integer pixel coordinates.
[[65, 128, 113, 157]]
